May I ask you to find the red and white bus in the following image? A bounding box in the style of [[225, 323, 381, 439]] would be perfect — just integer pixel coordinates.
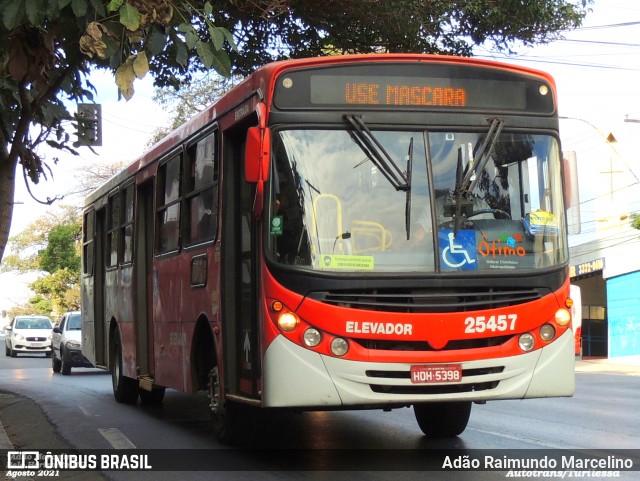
[[81, 54, 576, 444]]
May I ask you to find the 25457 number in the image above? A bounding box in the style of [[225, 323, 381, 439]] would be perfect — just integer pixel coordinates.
[[464, 314, 517, 333]]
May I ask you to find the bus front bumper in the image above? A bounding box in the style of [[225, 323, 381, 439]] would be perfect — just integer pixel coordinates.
[[262, 329, 575, 408]]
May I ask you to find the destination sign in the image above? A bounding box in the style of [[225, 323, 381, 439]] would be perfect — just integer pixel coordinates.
[[273, 62, 555, 113], [310, 75, 525, 110]]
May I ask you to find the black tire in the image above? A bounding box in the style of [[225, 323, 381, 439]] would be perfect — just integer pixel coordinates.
[[208, 366, 254, 445], [111, 331, 138, 404], [5, 345, 9, 357], [10, 346, 16, 358], [61, 349, 71, 375], [45, 351, 52, 358], [414, 401, 472, 437], [52, 353, 62, 373], [139, 387, 166, 405]]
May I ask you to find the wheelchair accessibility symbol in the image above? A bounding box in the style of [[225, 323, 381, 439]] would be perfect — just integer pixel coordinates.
[[439, 230, 478, 270]]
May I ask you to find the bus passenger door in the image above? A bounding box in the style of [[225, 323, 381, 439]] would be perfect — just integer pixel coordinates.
[[134, 180, 155, 377], [94, 207, 107, 367], [221, 120, 261, 400]]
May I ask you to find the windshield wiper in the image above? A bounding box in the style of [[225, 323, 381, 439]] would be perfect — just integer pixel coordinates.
[[461, 117, 504, 193], [345, 114, 410, 192], [405, 137, 413, 240], [448, 117, 504, 234]]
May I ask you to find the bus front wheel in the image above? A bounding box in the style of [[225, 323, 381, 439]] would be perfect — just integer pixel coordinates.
[[413, 401, 472, 437], [111, 332, 139, 404], [208, 366, 254, 445]]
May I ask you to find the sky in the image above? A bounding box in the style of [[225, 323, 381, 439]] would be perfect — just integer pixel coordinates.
[[3, 0, 640, 307], [474, 0, 640, 246], [8, 0, 640, 240]]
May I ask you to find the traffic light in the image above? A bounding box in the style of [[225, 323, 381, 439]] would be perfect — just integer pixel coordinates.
[[76, 103, 102, 146]]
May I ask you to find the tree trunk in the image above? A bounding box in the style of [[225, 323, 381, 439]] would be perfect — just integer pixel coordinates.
[[0, 154, 19, 265]]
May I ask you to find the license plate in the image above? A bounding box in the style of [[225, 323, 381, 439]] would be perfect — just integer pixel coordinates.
[[410, 364, 462, 384], [31, 343, 42, 348]]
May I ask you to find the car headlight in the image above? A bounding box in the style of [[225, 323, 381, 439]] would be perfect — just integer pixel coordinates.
[[14, 333, 25, 341], [65, 340, 81, 349]]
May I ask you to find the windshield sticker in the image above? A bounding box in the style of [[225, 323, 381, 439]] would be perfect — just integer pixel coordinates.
[[270, 216, 284, 236], [478, 232, 527, 258], [439, 230, 478, 271], [476, 231, 534, 270], [524, 210, 559, 237], [321, 254, 374, 271]]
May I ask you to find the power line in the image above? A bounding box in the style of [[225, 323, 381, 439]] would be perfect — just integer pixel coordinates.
[[559, 39, 640, 47], [577, 20, 640, 30]]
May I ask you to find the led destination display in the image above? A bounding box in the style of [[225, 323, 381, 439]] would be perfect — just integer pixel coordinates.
[[274, 62, 554, 113]]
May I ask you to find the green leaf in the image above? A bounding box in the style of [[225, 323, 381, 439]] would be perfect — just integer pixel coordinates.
[[2, 0, 25, 30], [89, 0, 105, 17], [71, 0, 87, 17], [148, 30, 168, 56], [106, 0, 122, 13], [185, 29, 199, 50], [218, 27, 238, 52], [197, 41, 230, 77], [204, 2, 213, 16], [175, 38, 188, 67], [119, 3, 140, 31], [58, 0, 72, 8], [26, 0, 46, 25], [209, 26, 224, 51], [177, 22, 193, 33]]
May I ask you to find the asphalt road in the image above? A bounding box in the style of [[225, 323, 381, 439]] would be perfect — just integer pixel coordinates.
[[1, 351, 640, 480]]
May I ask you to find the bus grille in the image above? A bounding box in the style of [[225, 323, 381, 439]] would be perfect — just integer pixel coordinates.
[[352, 335, 513, 351], [308, 286, 542, 313]]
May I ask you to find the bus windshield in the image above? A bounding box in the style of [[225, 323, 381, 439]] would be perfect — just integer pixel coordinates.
[[267, 128, 567, 274]]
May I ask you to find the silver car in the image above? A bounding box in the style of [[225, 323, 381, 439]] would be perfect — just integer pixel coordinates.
[[4, 315, 53, 357], [51, 311, 93, 374]]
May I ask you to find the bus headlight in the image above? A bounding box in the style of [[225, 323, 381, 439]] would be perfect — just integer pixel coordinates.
[[303, 328, 322, 347], [519, 333, 535, 352], [540, 324, 556, 341], [277, 312, 299, 332], [555, 308, 571, 326], [330, 337, 349, 356]]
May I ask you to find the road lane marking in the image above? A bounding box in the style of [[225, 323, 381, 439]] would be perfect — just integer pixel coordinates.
[[98, 428, 137, 449], [468, 426, 578, 449], [79, 406, 93, 416]]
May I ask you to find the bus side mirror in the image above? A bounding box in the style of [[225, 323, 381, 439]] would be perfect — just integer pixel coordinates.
[[563, 151, 580, 235], [245, 126, 271, 183], [245, 126, 271, 219]]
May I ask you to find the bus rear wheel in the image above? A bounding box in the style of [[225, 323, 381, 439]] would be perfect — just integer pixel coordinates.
[[111, 332, 139, 404], [207, 366, 254, 445], [413, 401, 472, 437]]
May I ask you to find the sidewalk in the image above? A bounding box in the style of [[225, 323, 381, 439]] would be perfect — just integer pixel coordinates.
[[575, 355, 640, 376]]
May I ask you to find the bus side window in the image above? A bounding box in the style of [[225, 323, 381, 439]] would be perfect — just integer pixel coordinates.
[[107, 193, 120, 267], [120, 184, 134, 263], [83, 209, 94, 275], [185, 132, 218, 245], [157, 155, 182, 253]]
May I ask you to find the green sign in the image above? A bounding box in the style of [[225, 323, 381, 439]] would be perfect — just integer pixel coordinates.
[[321, 254, 374, 271]]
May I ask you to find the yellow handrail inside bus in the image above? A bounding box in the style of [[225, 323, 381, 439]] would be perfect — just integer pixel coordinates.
[[351, 220, 393, 253], [311, 193, 351, 256]]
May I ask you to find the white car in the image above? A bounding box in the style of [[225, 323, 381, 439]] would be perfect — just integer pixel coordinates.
[[52, 311, 93, 375], [4, 315, 53, 357]]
